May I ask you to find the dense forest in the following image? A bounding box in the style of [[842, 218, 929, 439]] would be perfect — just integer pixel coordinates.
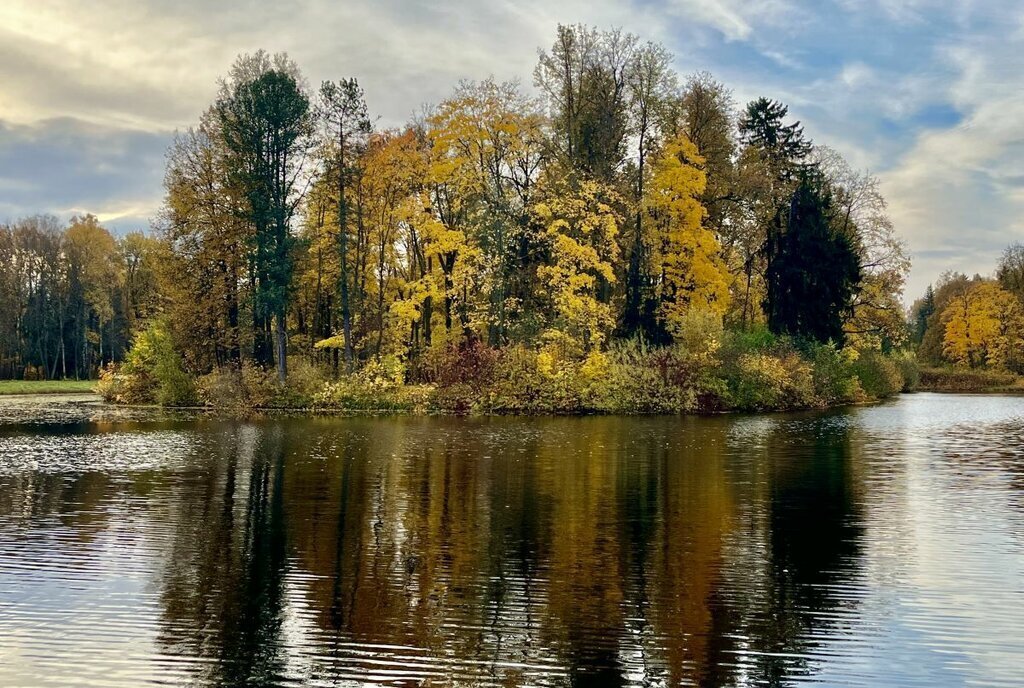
[[0, 215, 161, 380], [1, 25, 918, 411]]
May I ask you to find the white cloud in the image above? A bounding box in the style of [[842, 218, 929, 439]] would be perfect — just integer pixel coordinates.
[[0, 0, 671, 130], [881, 31, 1024, 297], [0, 0, 669, 223], [666, 0, 796, 41]]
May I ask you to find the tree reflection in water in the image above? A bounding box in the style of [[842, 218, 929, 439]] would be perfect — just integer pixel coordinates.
[[144, 414, 862, 687]]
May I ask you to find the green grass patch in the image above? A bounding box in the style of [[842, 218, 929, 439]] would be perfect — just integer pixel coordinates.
[[0, 379, 97, 395]]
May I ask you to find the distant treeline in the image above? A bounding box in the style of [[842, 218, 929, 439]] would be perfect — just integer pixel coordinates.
[[911, 244, 1024, 372], [0, 216, 160, 380], [2, 24, 910, 385]]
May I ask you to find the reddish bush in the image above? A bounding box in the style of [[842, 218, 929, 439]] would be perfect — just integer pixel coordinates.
[[422, 338, 499, 390]]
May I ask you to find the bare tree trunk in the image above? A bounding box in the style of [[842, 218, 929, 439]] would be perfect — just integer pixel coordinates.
[[275, 309, 287, 383]]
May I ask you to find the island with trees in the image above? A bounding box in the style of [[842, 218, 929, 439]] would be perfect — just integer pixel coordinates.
[[0, 25, 923, 413]]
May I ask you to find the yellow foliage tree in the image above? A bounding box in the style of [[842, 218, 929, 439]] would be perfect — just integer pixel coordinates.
[[423, 80, 545, 345], [532, 172, 621, 354], [646, 134, 731, 339], [65, 215, 124, 367], [941, 281, 1023, 368], [359, 129, 424, 356]]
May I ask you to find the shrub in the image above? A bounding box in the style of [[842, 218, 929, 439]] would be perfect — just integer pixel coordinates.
[[22, 365, 44, 381], [809, 343, 862, 405], [273, 358, 327, 408], [239, 363, 280, 408], [482, 346, 573, 414], [196, 367, 246, 409], [720, 325, 778, 357], [95, 363, 122, 403], [918, 367, 1017, 392], [892, 351, 921, 392], [314, 356, 431, 412], [725, 352, 814, 411], [672, 309, 724, 362], [422, 339, 497, 389], [101, 320, 195, 406], [315, 378, 432, 412], [851, 350, 904, 399], [428, 381, 478, 414], [597, 340, 700, 414], [196, 358, 328, 409]]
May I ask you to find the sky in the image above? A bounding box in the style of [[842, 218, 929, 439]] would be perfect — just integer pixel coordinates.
[[2, 0, 1023, 301]]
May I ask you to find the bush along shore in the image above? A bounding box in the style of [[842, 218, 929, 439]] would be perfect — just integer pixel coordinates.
[[918, 368, 1024, 393], [98, 320, 918, 415]]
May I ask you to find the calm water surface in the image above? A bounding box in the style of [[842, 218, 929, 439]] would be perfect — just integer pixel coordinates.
[[0, 393, 1022, 687]]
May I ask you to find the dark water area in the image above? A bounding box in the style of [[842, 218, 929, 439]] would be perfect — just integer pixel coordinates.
[[0, 393, 1022, 687]]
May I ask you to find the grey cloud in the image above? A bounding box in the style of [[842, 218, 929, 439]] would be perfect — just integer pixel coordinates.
[[3, 0, 1024, 301], [0, 118, 170, 226]]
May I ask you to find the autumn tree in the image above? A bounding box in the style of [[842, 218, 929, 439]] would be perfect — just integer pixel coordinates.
[[0, 217, 68, 378], [532, 170, 621, 354], [916, 272, 973, 365], [534, 24, 637, 182], [65, 215, 123, 374], [667, 72, 737, 255], [421, 79, 547, 347], [646, 134, 730, 339], [620, 41, 675, 339], [0, 226, 16, 376], [318, 79, 371, 370], [941, 281, 1024, 368], [997, 243, 1024, 302], [358, 130, 424, 356], [813, 147, 909, 347], [0, 216, 158, 381], [161, 110, 249, 371], [218, 51, 313, 382]]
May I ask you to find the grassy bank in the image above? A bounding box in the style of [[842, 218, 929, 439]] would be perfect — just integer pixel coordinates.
[[98, 324, 919, 415], [918, 368, 1024, 393], [0, 380, 97, 395]]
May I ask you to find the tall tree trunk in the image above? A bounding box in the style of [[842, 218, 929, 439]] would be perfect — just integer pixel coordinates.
[[423, 295, 433, 348], [226, 260, 240, 365], [337, 128, 354, 371], [60, 311, 66, 379], [275, 309, 287, 383]]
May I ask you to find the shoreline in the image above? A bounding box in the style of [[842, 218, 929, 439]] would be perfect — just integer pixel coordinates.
[[31, 394, 891, 418], [918, 368, 1024, 394], [0, 391, 885, 417]]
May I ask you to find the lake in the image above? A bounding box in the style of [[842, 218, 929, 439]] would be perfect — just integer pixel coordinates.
[[0, 393, 1022, 687]]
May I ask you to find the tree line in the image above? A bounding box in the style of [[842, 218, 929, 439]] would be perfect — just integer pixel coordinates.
[[1, 24, 909, 382], [0, 215, 161, 379], [912, 243, 1024, 371]]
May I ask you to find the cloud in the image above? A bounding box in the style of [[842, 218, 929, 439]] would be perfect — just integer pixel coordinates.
[[666, 0, 797, 41], [1, 0, 1023, 302], [0, 118, 169, 230], [879, 12, 1024, 296]]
